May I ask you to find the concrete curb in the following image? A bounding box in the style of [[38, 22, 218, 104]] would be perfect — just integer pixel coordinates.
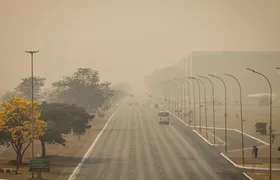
[[221, 152, 280, 171], [152, 100, 280, 176], [243, 172, 254, 180]]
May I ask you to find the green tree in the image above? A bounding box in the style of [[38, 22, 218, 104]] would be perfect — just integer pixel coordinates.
[[15, 76, 46, 101], [39, 102, 94, 158], [52, 68, 114, 114]]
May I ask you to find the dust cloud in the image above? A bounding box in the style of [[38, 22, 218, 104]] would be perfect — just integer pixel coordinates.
[[1, 0, 280, 94]]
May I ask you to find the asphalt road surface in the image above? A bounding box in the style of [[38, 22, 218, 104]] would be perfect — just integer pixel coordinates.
[[69, 96, 248, 180], [208, 129, 267, 151]]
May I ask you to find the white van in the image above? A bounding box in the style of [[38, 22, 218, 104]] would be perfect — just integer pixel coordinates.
[[158, 111, 170, 125]]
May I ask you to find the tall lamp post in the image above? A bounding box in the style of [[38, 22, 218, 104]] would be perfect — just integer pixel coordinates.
[[199, 75, 216, 143], [187, 77, 196, 130], [225, 73, 245, 166], [175, 78, 184, 118], [173, 79, 181, 115], [209, 74, 228, 153], [160, 82, 166, 107], [25, 50, 39, 179], [182, 78, 192, 125], [196, 77, 208, 139], [247, 68, 272, 180], [167, 81, 173, 111], [190, 77, 202, 134], [176, 78, 186, 120], [169, 80, 176, 113], [174, 78, 183, 118]]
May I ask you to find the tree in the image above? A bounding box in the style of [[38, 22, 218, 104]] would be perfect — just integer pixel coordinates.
[[111, 83, 132, 102], [0, 90, 18, 102], [52, 68, 114, 114], [15, 76, 46, 101], [0, 97, 47, 170], [39, 102, 94, 158]]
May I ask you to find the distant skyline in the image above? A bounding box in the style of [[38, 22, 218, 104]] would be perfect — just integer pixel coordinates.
[[1, 0, 280, 94]]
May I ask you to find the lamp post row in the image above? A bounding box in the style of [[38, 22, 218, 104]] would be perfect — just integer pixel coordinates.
[[161, 68, 277, 180]]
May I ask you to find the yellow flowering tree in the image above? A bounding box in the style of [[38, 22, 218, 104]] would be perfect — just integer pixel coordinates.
[[0, 97, 47, 170]]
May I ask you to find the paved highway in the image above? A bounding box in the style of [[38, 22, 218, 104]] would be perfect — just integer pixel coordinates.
[[68, 96, 248, 180]]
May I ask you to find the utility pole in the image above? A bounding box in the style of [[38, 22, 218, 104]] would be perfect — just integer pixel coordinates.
[[25, 50, 39, 179]]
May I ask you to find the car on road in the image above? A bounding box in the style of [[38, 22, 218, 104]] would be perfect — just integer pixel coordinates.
[[158, 111, 170, 125]]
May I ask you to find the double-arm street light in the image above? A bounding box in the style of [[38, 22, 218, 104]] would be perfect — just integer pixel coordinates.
[[224, 73, 245, 166], [196, 77, 208, 139], [182, 78, 192, 125], [247, 68, 272, 180], [187, 77, 196, 130], [25, 50, 39, 179], [199, 75, 216, 144], [209, 74, 228, 153], [190, 77, 202, 134]]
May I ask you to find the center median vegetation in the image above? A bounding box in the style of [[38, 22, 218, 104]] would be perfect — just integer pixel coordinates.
[[0, 68, 131, 180]]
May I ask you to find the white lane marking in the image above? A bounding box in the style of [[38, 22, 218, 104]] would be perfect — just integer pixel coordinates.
[[243, 172, 254, 180], [189, 126, 235, 131], [160, 106, 189, 127], [227, 145, 268, 153], [221, 152, 280, 171], [68, 108, 119, 180], [233, 129, 269, 146], [153, 100, 276, 171], [193, 130, 221, 146], [202, 129, 225, 145], [190, 126, 269, 146]]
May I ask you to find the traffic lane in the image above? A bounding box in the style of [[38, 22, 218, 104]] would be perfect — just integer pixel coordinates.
[[167, 109, 249, 180], [70, 106, 133, 180], [147, 106, 249, 180], [70, 99, 248, 180], [206, 129, 266, 151]]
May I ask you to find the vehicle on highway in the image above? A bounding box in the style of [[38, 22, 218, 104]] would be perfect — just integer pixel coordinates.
[[158, 111, 170, 125]]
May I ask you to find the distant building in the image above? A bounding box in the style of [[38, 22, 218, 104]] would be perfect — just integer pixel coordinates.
[[186, 51, 280, 104]]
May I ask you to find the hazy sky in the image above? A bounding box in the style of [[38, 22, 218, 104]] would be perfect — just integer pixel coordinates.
[[1, 0, 280, 93]]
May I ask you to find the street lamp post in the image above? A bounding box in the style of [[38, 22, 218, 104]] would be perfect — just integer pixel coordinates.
[[172, 80, 180, 115], [175, 78, 183, 118], [188, 77, 196, 130], [200, 75, 216, 144], [160, 82, 166, 107], [182, 78, 192, 125], [225, 73, 245, 166], [190, 77, 202, 134], [247, 68, 272, 180], [176, 78, 186, 120], [25, 50, 39, 179], [167, 81, 173, 111], [170, 81, 176, 113], [209, 74, 228, 153], [196, 78, 208, 139]]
